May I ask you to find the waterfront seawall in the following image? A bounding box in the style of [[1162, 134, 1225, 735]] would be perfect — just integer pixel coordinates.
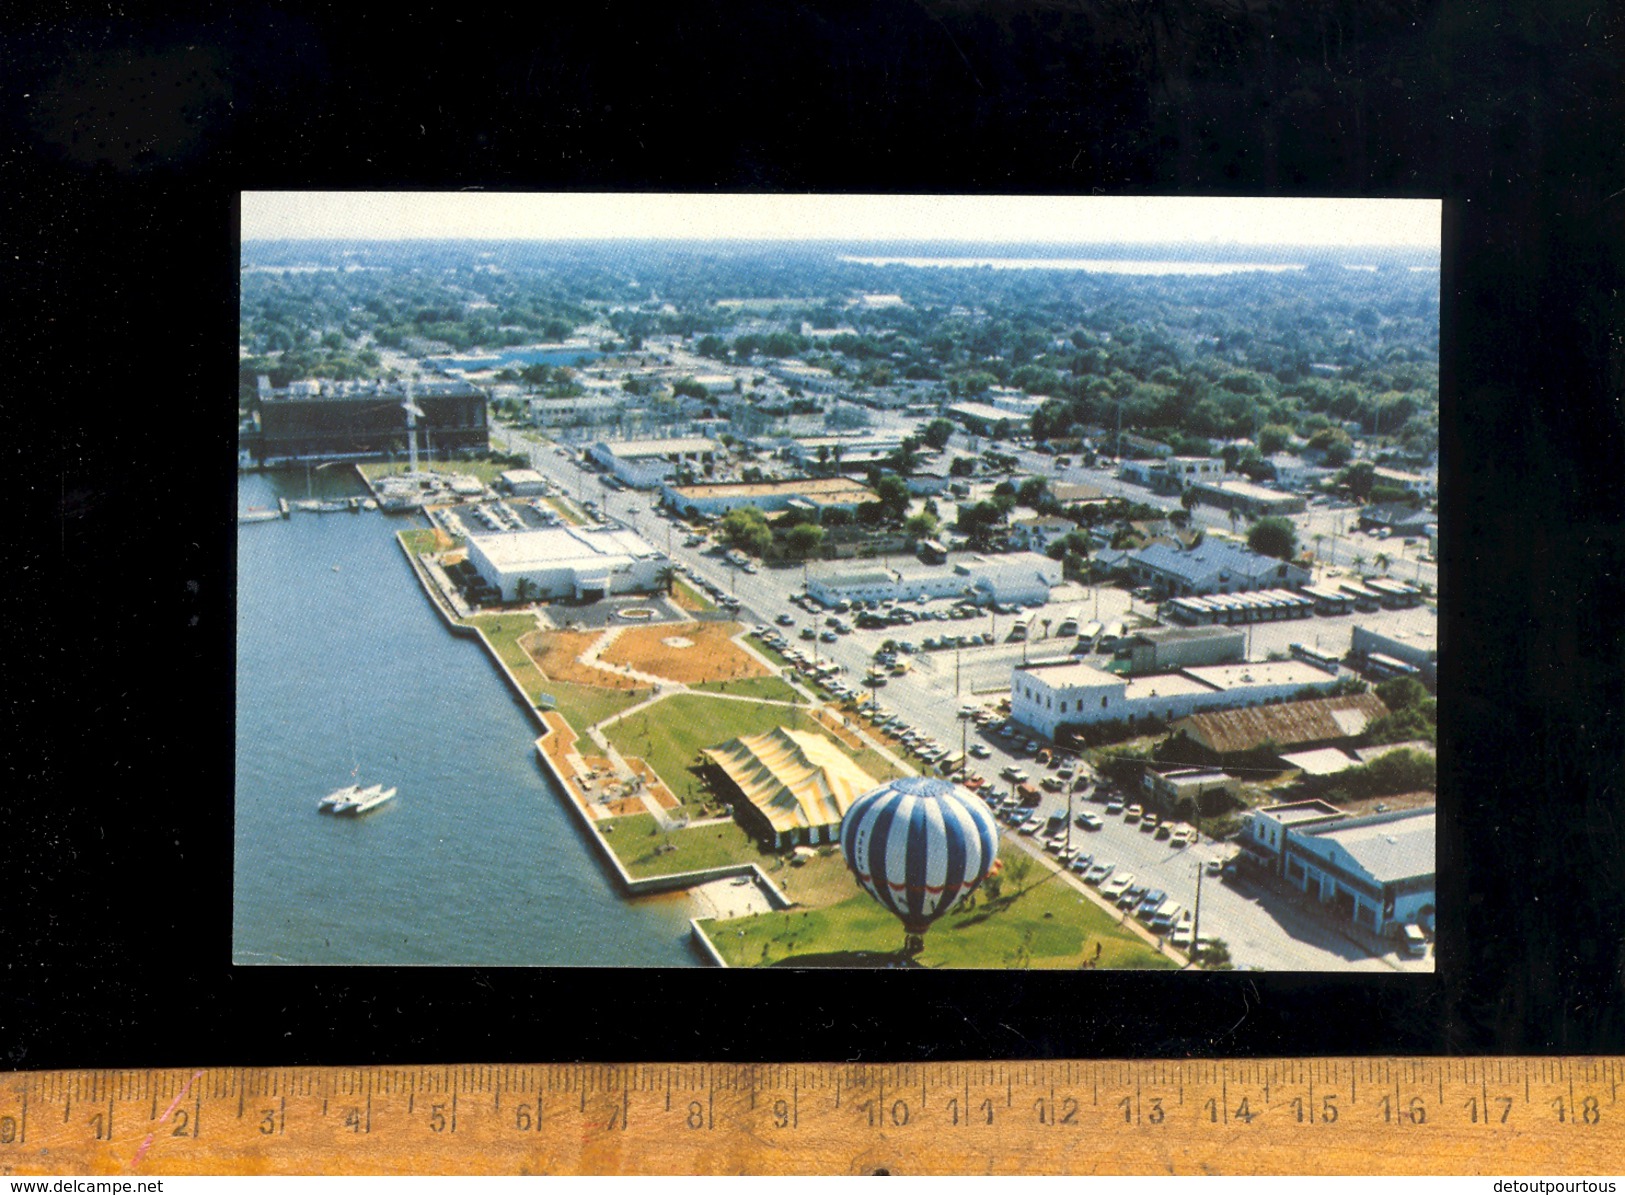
[[397, 527, 788, 958]]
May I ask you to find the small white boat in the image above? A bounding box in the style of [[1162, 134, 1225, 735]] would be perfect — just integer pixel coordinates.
[[336, 784, 397, 815], [292, 499, 322, 513], [318, 783, 364, 812], [238, 509, 281, 524]]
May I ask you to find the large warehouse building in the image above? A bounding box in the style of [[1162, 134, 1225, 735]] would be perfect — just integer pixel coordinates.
[[660, 477, 877, 517], [254, 377, 488, 463], [589, 437, 720, 488], [1010, 657, 1343, 739], [701, 727, 879, 848], [462, 526, 667, 602]]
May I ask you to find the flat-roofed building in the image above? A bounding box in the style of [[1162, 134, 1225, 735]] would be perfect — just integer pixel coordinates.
[[463, 526, 667, 602], [1147, 456, 1228, 495], [589, 436, 720, 488], [498, 468, 548, 496], [255, 376, 488, 463], [529, 392, 627, 426], [700, 727, 879, 848], [771, 360, 839, 392], [1188, 477, 1307, 517], [947, 401, 1023, 435], [1051, 482, 1108, 506], [955, 552, 1062, 606], [660, 477, 877, 517], [1352, 619, 1437, 689], [806, 567, 908, 607], [1117, 626, 1246, 674], [1011, 655, 1342, 740], [1373, 466, 1437, 500]]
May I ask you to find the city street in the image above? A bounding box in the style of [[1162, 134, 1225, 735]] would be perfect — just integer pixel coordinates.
[[488, 421, 1430, 971]]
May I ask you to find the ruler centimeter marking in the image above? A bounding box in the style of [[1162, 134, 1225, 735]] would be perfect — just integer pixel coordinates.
[[0, 1060, 1622, 1176]]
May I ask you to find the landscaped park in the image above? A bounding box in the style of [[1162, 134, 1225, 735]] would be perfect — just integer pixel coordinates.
[[398, 531, 1179, 969]]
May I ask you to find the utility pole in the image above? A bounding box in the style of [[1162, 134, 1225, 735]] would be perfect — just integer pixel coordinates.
[[1190, 863, 1204, 968], [955, 646, 962, 698]]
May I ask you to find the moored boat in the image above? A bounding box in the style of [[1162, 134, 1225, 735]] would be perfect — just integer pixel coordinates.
[[336, 784, 397, 815]]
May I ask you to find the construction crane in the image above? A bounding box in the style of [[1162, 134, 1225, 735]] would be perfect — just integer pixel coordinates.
[[401, 379, 426, 475]]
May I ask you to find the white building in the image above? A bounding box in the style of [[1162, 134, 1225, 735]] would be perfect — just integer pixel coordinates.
[[1239, 801, 1436, 938], [1009, 515, 1074, 552], [956, 552, 1063, 606], [660, 477, 877, 517], [463, 526, 668, 602], [589, 437, 721, 488], [771, 360, 839, 392], [1009, 657, 1341, 739], [498, 469, 548, 496]]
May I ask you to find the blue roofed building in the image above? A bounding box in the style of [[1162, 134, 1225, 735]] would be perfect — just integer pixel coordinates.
[[1124, 541, 1311, 598]]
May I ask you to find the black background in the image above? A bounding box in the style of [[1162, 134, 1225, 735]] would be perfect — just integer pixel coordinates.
[[5, 0, 1624, 1069]]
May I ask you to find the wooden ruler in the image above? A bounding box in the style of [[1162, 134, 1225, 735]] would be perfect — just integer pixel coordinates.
[[1, 1060, 1621, 1175]]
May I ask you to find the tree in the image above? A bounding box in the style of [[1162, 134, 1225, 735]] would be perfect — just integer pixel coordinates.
[[1247, 516, 1298, 561], [1375, 552, 1392, 574], [1180, 489, 1199, 515], [873, 474, 911, 521], [720, 506, 772, 556], [1341, 461, 1376, 501], [921, 418, 955, 450], [1312, 533, 1326, 563], [785, 523, 825, 559], [1017, 477, 1049, 508], [513, 577, 538, 604], [654, 565, 678, 595], [1257, 424, 1294, 456], [904, 511, 939, 540]]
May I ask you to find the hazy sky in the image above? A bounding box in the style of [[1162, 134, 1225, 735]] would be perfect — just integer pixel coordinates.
[[242, 192, 1439, 247]]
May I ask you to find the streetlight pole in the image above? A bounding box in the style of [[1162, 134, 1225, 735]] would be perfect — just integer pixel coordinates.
[[955, 646, 961, 698]]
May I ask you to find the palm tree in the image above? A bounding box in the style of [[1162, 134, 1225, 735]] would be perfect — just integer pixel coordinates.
[[1227, 507, 1240, 532], [1312, 533, 1326, 564], [655, 565, 678, 595], [514, 577, 538, 605], [1353, 554, 1367, 577], [1375, 552, 1392, 575]]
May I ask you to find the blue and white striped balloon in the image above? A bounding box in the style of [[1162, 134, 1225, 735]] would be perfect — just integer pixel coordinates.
[[839, 776, 1001, 935]]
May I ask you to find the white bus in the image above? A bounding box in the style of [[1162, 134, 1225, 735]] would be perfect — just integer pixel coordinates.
[[1055, 609, 1082, 638]]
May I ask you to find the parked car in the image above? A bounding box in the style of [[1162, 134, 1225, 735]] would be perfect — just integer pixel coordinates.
[[1075, 812, 1103, 831], [1123, 804, 1143, 824], [1105, 799, 1125, 815], [969, 744, 992, 759], [1084, 861, 1115, 885]]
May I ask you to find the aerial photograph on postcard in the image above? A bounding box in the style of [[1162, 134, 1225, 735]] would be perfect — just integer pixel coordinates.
[[235, 193, 1439, 970]]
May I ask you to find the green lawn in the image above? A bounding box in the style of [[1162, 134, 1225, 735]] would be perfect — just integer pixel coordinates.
[[690, 675, 806, 703], [601, 814, 763, 878], [545, 679, 649, 736], [399, 527, 443, 555], [605, 694, 884, 817], [465, 613, 550, 700], [743, 633, 789, 667], [544, 496, 586, 526], [704, 845, 1180, 970], [673, 578, 716, 612]]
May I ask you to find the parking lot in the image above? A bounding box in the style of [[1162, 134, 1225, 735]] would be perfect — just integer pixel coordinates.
[[492, 427, 1434, 971]]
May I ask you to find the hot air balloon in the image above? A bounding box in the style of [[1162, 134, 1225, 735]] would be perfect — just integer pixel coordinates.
[[839, 775, 1001, 956]]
